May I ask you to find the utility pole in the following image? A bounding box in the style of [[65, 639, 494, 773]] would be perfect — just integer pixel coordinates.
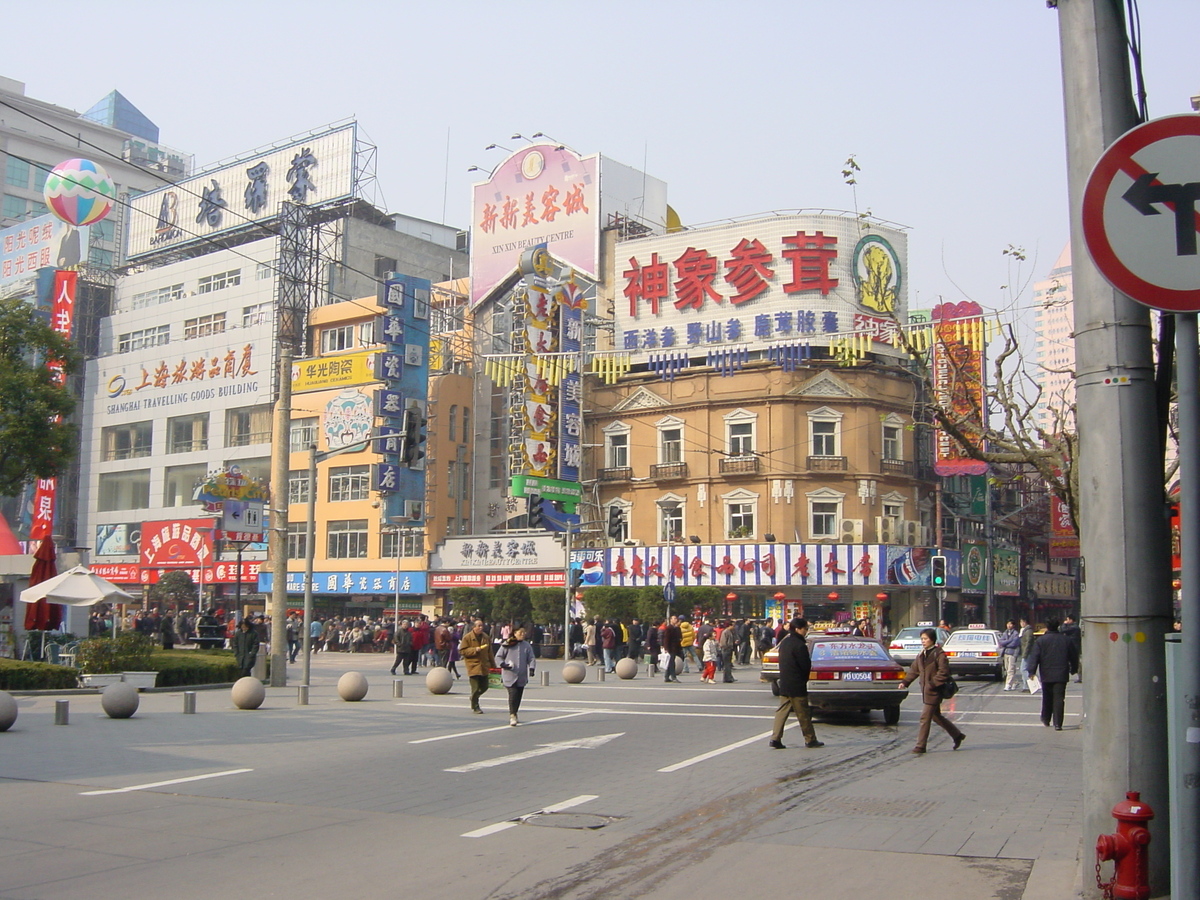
[[1054, 2, 1172, 895], [268, 343, 293, 688]]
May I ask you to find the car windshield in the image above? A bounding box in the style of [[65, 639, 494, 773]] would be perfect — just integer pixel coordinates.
[[810, 640, 893, 663], [895, 628, 925, 640], [945, 633, 998, 646]]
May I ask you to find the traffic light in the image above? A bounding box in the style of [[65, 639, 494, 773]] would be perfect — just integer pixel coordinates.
[[570, 568, 584, 591], [401, 407, 427, 467], [607, 506, 624, 539], [528, 494, 544, 528], [930, 555, 947, 587]]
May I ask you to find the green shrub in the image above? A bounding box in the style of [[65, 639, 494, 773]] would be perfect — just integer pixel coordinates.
[[0, 658, 79, 690], [148, 649, 239, 687], [76, 633, 155, 674]]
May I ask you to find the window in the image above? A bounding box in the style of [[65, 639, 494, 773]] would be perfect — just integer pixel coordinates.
[[166, 415, 208, 453], [807, 490, 845, 539], [101, 422, 152, 461], [286, 522, 308, 559], [288, 470, 311, 505], [32, 167, 49, 193], [462, 407, 471, 443], [197, 269, 241, 293], [328, 465, 369, 502], [242, 302, 272, 327], [289, 417, 317, 452], [255, 260, 276, 281], [225, 405, 271, 447], [118, 325, 170, 352], [184, 313, 226, 339], [163, 464, 206, 507], [448, 405, 457, 442], [724, 410, 756, 457], [226, 457, 270, 484], [607, 431, 629, 468], [98, 470, 151, 511], [728, 502, 754, 538], [374, 255, 397, 278], [2, 196, 26, 220], [5, 156, 30, 188], [882, 502, 903, 530], [883, 424, 901, 460], [327, 519, 368, 558], [660, 424, 683, 464], [320, 325, 355, 353], [131, 284, 184, 310], [382, 529, 424, 559], [812, 421, 837, 456], [659, 502, 683, 543]]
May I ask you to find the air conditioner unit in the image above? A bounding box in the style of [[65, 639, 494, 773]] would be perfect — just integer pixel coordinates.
[[840, 518, 863, 543], [876, 517, 897, 544], [903, 519, 923, 545]]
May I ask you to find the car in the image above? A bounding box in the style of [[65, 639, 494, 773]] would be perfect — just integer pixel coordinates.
[[941, 628, 1005, 679], [760, 635, 909, 725], [887, 626, 951, 666]]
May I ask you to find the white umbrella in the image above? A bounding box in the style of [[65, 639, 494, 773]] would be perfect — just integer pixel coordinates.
[[19, 565, 135, 607]]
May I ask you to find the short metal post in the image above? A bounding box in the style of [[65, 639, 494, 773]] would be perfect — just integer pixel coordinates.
[[54, 699, 68, 725], [392, 679, 404, 698], [297, 684, 309, 705], [540, 670, 550, 687], [598, 668, 606, 682], [183, 692, 197, 714]]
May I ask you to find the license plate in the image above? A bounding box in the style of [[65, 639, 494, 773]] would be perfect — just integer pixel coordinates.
[[957, 652, 978, 658], [842, 672, 873, 681]]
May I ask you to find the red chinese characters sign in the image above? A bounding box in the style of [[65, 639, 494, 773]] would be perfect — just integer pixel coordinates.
[[932, 301, 989, 476], [140, 519, 215, 569], [1049, 492, 1080, 559], [29, 270, 77, 541]]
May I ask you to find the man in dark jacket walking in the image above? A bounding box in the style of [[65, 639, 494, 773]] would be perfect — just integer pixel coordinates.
[[768, 618, 824, 749], [1061, 614, 1083, 682], [719, 620, 738, 682], [232, 617, 261, 679], [1025, 618, 1079, 729], [662, 615, 683, 682]]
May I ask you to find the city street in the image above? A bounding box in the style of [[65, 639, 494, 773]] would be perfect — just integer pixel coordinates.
[[1, 653, 1084, 900]]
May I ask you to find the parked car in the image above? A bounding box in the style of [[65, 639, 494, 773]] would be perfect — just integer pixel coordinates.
[[761, 635, 909, 725], [887, 626, 951, 666], [941, 628, 1005, 679]]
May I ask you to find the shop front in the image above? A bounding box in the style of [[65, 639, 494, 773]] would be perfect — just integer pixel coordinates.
[[430, 535, 566, 615]]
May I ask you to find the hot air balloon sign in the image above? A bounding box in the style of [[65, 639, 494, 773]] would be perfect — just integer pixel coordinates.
[[43, 159, 116, 227]]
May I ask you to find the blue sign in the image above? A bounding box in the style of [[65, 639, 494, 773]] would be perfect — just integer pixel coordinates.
[[374, 388, 403, 417], [378, 313, 404, 345], [258, 570, 428, 595], [373, 462, 401, 493], [374, 351, 403, 383], [374, 424, 402, 456]]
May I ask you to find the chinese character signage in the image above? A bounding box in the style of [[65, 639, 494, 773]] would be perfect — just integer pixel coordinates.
[[932, 300, 989, 476], [140, 519, 215, 569], [1050, 492, 1080, 559], [103, 342, 261, 416], [29, 270, 77, 541], [612, 215, 908, 363], [127, 124, 357, 259], [258, 570, 428, 595], [470, 144, 599, 308], [1, 215, 89, 286], [291, 349, 376, 393]]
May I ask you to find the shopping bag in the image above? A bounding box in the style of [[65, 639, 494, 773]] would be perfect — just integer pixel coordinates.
[[487, 667, 502, 689], [1027, 673, 1041, 694]]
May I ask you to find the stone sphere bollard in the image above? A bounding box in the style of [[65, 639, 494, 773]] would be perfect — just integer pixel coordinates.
[[232, 676, 266, 710], [337, 671, 369, 702], [425, 667, 453, 694], [562, 661, 587, 683], [101, 682, 140, 719], [674, 656, 686, 675], [615, 657, 639, 680], [0, 690, 17, 731]]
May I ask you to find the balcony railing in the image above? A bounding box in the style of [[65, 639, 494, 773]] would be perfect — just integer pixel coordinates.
[[881, 458, 913, 476], [719, 455, 759, 475], [651, 462, 689, 480], [598, 466, 632, 482], [807, 455, 848, 471]]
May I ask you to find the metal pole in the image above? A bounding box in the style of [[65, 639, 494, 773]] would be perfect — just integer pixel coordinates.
[[268, 344, 293, 688], [563, 525, 572, 661], [1173, 313, 1199, 898], [234, 543, 244, 615], [1056, 3, 1171, 894], [394, 526, 402, 642], [302, 442, 317, 687], [984, 471, 993, 626]]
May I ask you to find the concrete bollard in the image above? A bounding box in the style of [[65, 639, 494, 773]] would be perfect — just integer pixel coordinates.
[[183, 691, 197, 714], [540, 670, 550, 687], [297, 685, 309, 705], [54, 699, 69, 725], [393, 679, 404, 698], [598, 668, 606, 682]]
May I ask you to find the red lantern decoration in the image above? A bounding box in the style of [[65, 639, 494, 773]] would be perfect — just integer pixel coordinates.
[[827, 591, 840, 601], [773, 591, 786, 602], [876, 592, 888, 602]]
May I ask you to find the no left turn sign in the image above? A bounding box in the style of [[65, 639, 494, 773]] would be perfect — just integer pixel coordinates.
[[1083, 114, 1200, 312]]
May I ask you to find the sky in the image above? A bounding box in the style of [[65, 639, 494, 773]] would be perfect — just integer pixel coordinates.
[[5, 0, 1199, 325]]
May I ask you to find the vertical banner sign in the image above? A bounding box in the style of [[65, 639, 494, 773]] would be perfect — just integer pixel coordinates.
[[1049, 492, 1081, 559], [932, 300, 989, 476], [557, 276, 584, 483], [29, 270, 77, 541]]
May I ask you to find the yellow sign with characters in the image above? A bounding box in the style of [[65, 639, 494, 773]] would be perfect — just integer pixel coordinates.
[[291, 350, 377, 393]]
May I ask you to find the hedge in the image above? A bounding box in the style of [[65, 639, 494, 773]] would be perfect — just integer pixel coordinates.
[[0, 658, 79, 691], [148, 650, 240, 687]]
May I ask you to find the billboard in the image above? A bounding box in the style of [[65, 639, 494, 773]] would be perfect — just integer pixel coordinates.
[[470, 143, 599, 307], [612, 214, 908, 363], [931, 301, 989, 476], [126, 123, 357, 259], [1, 214, 88, 287]]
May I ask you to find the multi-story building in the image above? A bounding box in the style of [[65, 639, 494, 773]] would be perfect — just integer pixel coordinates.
[[1032, 244, 1075, 435]]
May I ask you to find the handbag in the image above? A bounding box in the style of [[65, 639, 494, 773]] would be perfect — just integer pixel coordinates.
[[940, 677, 959, 700]]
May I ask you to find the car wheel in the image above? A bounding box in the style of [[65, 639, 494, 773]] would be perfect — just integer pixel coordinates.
[[883, 705, 901, 725], [770, 680, 780, 696], [994, 668, 1004, 681]]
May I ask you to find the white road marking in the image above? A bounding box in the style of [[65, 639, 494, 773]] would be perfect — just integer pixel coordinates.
[[446, 733, 624, 773], [80, 768, 253, 796], [409, 711, 591, 743], [461, 794, 598, 838], [658, 725, 797, 773]]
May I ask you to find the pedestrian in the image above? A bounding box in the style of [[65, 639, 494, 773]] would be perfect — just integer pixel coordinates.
[[663, 615, 683, 682], [645, 618, 661, 674], [999, 619, 1022, 690], [701, 631, 718, 683], [1017, 616, 1034, 689], [459, 618, 496, 714], [569, 618, 585, 659], [601, 620, 617, 672], [719, 619, 738, 682], [286, 616, 300, 663], [627, 618, 643, 663], [390, 620, 412, 675], [434, 619, 452, 667], [1061, 614, 1083, 682], [768, 618, 824, 749], [737, 618, 752, 666], [1024, 618, 1079, 730], [679, 618, 697, 673], [160, 612, 177, 651], [232, 616, 261, 679], [495, 625, 535, 726], [899, 627, 965, 754], [447, 621, 463, 679], [583, 618, 598, 665]]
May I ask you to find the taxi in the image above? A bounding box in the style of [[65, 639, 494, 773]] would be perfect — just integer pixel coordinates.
[[887, 623, 951, 666], [761, 631, 908, 725], [941, 625, 1005, 679]]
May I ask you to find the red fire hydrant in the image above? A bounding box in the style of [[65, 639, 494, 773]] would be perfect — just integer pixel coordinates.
[[1095, 791, 1153, 900]]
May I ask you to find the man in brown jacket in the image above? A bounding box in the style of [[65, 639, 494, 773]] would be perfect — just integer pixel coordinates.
[[459, 619, 496, 713], [899, 628, 965, 753]]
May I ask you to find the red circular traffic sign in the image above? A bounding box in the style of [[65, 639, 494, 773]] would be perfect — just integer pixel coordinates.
[[1082, 114, 1200, 312]]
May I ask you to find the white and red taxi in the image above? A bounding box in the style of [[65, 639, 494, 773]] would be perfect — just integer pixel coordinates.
[[761, 631, 909, 725], [941, 625, 1005, 679]]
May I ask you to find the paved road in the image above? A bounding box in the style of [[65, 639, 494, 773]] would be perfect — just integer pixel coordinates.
[[0, 653, 1085, 900]]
